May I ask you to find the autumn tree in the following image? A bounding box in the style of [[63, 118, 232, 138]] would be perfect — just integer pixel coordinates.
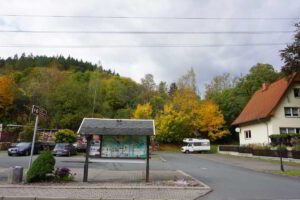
[[133, 103, 153, 119], [281, 22, 300, 75], [156, 88, 229, 143], [196, 100, 230, 141], [0, 75, 15, 113]]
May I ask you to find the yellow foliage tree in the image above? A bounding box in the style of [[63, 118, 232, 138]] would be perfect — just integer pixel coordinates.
[[156, 88, 229, 143], [132, 103, 153, 119], [196, 100, 230, 141], [0, 75, 15, 111]]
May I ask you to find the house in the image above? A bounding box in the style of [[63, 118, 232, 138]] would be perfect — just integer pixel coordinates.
[[232, 72, 300, 145]]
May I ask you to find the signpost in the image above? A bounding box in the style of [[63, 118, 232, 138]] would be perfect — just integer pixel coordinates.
[[28, 105, 47, 170]]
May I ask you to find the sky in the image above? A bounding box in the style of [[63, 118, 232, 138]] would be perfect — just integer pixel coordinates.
[[0, 0, 299, 94]]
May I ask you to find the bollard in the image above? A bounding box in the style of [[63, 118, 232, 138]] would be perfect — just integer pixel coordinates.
[[8, 166, 23, 184]]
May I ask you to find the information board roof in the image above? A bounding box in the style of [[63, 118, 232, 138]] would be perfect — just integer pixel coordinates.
[[78, 118, 155, 136]]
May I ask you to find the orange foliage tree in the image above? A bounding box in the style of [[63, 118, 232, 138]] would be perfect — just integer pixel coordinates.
[[0, 75, 15, 112]]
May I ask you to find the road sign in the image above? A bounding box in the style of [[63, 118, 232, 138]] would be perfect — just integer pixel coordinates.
[[31, 105, 47, 118]]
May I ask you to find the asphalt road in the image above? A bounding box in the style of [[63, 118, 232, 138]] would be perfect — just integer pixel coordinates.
[[159, 153, 300, 200], [0, 151, 300, 200]]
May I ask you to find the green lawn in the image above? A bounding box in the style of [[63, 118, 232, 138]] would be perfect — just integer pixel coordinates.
[[272, 170, 300, 177]]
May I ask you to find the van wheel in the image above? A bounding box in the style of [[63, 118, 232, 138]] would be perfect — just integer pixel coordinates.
[[185, 150, 190, 154]]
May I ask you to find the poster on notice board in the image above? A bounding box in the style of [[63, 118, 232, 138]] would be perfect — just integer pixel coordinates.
[[101, 135, 146, 159]]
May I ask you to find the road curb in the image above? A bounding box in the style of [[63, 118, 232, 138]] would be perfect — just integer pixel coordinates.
[[0, 197, 175, 200], [0, 184, 209, 190], [176, 170, 211, 190]]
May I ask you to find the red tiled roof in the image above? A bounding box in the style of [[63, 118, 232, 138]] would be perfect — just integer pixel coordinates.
[[232, 73, 299, 125]]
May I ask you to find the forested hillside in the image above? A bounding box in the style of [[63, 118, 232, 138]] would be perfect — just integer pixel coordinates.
[[0, 47, 297, 143], [0, 54, 141, 130]]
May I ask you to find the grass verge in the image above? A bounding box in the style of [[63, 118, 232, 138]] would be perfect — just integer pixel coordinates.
[[272, 170, 300, 177], [219, 153, 300, 166]]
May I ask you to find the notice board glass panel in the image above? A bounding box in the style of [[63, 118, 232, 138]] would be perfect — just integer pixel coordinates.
[[101, 135, 147, 158]]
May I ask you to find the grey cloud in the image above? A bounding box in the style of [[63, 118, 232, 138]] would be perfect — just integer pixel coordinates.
[[0, 0, 299, 94]]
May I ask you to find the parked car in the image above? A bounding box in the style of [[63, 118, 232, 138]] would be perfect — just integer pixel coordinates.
[[7, 142, 40, 156], [73, 141, 87, 152], [52, 143, 77, 156], [181, 138, 210, 153]]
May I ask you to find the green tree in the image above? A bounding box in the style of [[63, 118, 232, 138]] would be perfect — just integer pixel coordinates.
[[54, 129, 78, 143], [236, 63, 280, 98], [280, 22, 300, 75]]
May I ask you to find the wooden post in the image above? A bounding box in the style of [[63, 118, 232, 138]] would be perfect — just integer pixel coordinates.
[[146, 135, 150, 182], [99, 135, 103, 157], [83, 135, 92, 182]]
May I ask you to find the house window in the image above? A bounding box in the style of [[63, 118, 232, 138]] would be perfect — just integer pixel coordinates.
[[294, 88, 300, 98], [280, 127, 300, 134], [284, 107, 300, 117], [244, 130, 251, 139]]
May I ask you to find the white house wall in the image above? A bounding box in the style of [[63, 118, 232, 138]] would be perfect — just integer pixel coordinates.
[[239, 121, 272, 145], [270, 83, 300, 135]]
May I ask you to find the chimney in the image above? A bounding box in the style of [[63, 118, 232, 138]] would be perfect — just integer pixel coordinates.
[[262, 83, 269, 91]]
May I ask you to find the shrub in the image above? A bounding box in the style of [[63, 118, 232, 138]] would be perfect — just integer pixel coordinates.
[[276, 145, 287, 151], [26, 151, 55, 183], [251, 144, 271, 150], [293, 145, 300, 151], [54, 129, 78, 144]]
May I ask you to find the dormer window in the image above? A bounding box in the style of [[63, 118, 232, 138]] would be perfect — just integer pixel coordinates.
[[294, 88, 300, 98], [284, 107, 300, 117]]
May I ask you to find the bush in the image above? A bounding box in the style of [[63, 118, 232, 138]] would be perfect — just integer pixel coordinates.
[[251, 144, 271, 150], [19, 123, 34, 142], [26, 151, 55, 183], [293, 145, 300, 151], [276, 145, 287, 151], [54, 129, 78, 144]]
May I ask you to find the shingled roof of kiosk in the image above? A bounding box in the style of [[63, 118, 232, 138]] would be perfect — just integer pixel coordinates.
[[78, 118, 155, 136]]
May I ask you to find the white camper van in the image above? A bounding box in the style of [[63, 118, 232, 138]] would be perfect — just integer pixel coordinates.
[[181, 138, 210, 153]]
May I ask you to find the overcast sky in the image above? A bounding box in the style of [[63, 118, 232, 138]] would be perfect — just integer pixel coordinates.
[[0, 0, 299, 94]]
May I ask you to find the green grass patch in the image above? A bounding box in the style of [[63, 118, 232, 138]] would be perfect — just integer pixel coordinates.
[[208, 145, 218, 154], [158, 144, 181, 152], [272, 170, 300, 177]]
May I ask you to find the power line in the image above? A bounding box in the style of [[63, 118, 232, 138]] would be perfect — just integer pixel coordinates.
[[1, 14, 299, 21], [0, 30, 294, 35], [0, 43, 287, 48]]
